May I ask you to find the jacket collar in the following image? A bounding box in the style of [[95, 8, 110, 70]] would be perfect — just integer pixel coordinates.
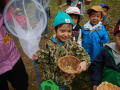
[[84, 21, 102, 31], [51, 35, 63, 46], [106, 42, 120, 54]]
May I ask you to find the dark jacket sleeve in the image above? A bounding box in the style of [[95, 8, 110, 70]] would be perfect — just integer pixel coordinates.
[[90, 48, 106, 86]]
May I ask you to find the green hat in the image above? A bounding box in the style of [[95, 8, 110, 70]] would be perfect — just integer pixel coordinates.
[[53, 11, 74, 27]]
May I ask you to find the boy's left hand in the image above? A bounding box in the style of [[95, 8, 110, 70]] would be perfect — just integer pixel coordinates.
[[32, 53, 38, 60], [77, 61, 87, 73]]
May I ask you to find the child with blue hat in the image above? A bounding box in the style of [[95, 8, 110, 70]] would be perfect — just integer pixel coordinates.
[[100, 4, 110, 31], [100, 4, 109, 10], [32, 11, 90, 90]]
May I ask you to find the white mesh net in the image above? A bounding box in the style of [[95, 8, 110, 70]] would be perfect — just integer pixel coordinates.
[[4, 0, 47, 59], [38, 0, 50, 9]]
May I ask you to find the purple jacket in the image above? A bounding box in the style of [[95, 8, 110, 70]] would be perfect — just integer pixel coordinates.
[[0, 13, 20, 75]]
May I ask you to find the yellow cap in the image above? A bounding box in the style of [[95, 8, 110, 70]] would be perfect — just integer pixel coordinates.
[[87, 5, 106, 16]]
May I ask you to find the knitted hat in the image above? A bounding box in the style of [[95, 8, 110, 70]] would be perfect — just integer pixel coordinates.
[[53, 11, 74, 27], [114, 19, 120, 35], [65, 6, 81, 16]]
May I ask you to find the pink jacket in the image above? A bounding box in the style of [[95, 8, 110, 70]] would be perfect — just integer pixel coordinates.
[[0, 13, 20, 75]]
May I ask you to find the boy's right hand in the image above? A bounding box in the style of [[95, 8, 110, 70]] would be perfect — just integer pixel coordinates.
[[77, 61, 87, 73], [93, 85, 97, 90], [32, 53, 38, 60]]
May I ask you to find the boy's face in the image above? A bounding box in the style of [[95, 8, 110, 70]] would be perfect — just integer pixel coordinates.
[[115, 32, 120, 50], [70, 14, 78, 25], [89, 12, 102, 26], [54, 24, 72, 42], [103, 8, 108, 16], [103, 8, 108, 12]]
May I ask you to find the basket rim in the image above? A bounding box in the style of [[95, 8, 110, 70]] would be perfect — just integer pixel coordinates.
[[58, 55, 80, 74], [97, 82, 120, 90]]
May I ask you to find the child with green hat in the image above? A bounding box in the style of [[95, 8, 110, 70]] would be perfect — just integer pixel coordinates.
[[32, 11, 90, 90]]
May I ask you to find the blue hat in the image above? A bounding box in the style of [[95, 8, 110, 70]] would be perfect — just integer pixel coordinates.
[[53, 11, 74, 27], [100, 4, 109, 10]]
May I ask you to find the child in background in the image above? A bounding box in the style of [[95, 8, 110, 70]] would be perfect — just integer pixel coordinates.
[[33, 11, 90, 90], [82, 5, 109, 61], [66, 0, 92, 16], [6, 0, 27, 29], [100, 4, 110, 31], [37, 0, 51, 37], [65, 6, 82, 46], [0, 0, 28, 90], [90, 19, 120, 90], [66, 0, 85, 16]]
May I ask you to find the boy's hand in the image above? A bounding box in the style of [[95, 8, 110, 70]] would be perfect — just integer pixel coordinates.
[[77, 61, 87, 73], [93, 85, 97, 90], [32, 53, 38, 60]]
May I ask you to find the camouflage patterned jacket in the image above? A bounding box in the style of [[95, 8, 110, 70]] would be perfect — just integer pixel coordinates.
[[37, 35, 91, 85]]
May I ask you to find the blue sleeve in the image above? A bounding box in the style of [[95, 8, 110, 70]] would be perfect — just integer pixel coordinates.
[[81, 26, 86, 34], [81, 27, 93, 59], [90, 48, 105, 85], [81, 26, 84, 37], [100, 26, 109, 45], [81, 27, 85, 46]]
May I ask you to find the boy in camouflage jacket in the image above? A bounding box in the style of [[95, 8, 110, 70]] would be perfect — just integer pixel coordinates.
[[33, 11, 90, 89]]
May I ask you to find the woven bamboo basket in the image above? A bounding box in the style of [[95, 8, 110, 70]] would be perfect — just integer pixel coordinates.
[[58, 55, 80, 74], [97, 82, 120, 90]]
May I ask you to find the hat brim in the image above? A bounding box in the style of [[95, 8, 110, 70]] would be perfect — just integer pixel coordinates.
[[87, 8, 106, 17], [87, 6, 107, 16]]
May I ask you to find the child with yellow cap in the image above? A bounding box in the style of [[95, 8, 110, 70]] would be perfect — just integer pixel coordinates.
[[81, 5, 109, 62]]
